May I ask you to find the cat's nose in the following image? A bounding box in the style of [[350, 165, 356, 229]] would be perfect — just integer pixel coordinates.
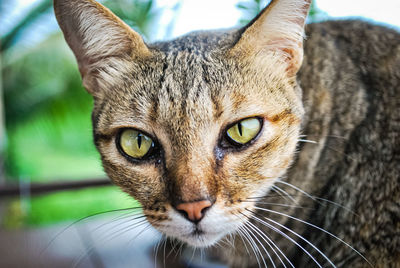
[[176, 200, 213, 223]]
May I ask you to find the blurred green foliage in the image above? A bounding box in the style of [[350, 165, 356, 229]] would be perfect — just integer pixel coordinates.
[[1, 0, 53, 52], [1, 0, 160, 228], [2, 0, 160, 181], [3, 35, 102, 180]]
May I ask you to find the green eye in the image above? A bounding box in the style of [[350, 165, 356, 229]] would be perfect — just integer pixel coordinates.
[[119, 129, 154, 159], [226, 118, 261, 145]]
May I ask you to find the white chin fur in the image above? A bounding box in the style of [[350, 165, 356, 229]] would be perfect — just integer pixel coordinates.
[[155, 205, 245, 248], [178, 232, 225, 248]]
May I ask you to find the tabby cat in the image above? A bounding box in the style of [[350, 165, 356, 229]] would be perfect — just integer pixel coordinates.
[[54, 0, 400, 267]]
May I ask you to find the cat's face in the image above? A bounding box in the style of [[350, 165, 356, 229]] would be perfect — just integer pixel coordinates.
[[55, 0, 310, 247], [92, 46, 303, 246]]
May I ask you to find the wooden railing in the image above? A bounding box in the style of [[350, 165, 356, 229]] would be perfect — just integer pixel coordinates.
[[0, 178, 111, 197]]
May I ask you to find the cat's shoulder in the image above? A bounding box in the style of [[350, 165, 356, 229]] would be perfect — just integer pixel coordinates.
[[305, 19, 400, 50], [301, 19, 400, 87]]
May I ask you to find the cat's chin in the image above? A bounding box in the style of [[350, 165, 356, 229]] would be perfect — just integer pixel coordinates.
[[155, 220, 232, 248], [174, 230, 225, 248]]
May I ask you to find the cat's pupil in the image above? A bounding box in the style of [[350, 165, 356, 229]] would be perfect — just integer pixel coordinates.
[[137, 134, 142, 148], [238, 122, 243, 136]]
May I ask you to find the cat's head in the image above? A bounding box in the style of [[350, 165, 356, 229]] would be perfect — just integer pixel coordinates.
[[55, 0, 310, 247]]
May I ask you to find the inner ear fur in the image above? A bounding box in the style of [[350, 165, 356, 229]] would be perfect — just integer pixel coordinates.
[[54, 0, 151, 94], [230, 0, 311, 76]]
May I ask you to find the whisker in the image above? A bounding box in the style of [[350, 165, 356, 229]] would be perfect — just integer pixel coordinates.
[[242, 225, 266, 268], [176, 240, 185, 259], [272, 185, 297, 203], [245, 221, 274, 268], [199, 247, 203, 263], [162, 236, 167, 268], [127, 220, 157, 246], [274, 180, 316, 201], [237, 226, 263, 268], [235, 227, 252, 257], [96, 215, 147, 243], [188, 247, 197, 266], [91, 209, 143, 233], [154, 234, 163, 268], [243, 200, 314, 210], [312, 197, 358, 216], [41, 206, 142, 256], [299, 136, 360, 163], [243, 214, 294, 268], [270, 186, 291, 202], [260, 213, 336, 267], [74, 222, 104, 268], [243, 218, 278, 268], [214, 240, 223, 251], [253, 206, 371, 266], [246, 209, 324, 268], [166, 238, 178, 259], [226, 233, 236, 248], [72, 218, 151, 268], [298, 139, 318, 144], [247, 191, 356, 216], [219, 237, 233, 248]]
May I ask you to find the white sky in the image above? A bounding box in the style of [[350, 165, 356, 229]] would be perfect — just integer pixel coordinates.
[[168, 0, 400, 38], [2, 0, 400, 44], [318, 0, 400, 28]]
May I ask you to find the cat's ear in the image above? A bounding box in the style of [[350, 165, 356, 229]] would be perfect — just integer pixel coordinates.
[[54, 0, 151, 95], [230, 0, 311, 76]]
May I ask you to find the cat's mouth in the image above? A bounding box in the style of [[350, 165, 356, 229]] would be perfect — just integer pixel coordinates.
[[191, 227, 204, 236], [183, 229, 208, 240], [179, 227, 224, 247]]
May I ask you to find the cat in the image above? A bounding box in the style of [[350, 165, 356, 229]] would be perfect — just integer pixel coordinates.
[[54, 0, 400, 267]]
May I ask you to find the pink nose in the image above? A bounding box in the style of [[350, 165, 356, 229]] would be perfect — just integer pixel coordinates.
[[176, 200, 212, 222]]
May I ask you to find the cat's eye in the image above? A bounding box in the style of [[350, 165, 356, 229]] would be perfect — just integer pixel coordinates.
[[119, 129, 154, 159], [226, 117, 262, 145]]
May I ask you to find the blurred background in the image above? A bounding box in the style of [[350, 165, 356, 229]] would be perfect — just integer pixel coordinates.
[[0, 0, 399, 267]]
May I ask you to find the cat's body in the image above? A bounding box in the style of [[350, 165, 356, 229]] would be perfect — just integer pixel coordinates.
[[54, 0, 400, 267], [291, 21, 399, 267], [216, 20, 400, 267]]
